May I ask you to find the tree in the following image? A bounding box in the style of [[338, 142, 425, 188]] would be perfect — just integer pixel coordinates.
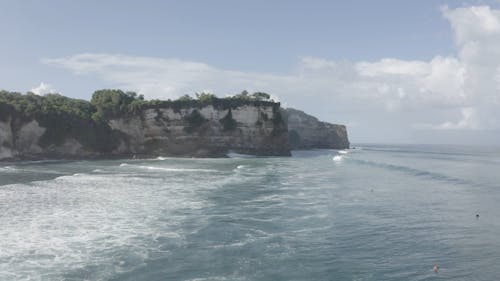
[[251, 92, 271, 101], [90, 89, 145, 119], [178, 94, 193, 101], [195, 92, 216, 103]]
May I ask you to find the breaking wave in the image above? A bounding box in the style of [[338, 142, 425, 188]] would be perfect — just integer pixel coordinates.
[[226, 152, 256, 158], [333, 155, 343, 162]]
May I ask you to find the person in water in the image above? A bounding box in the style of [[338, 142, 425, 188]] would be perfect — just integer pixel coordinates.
[[433, 264, 439, 273]]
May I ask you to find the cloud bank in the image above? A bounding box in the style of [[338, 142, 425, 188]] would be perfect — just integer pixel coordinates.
[[43, 5, 500, 143]]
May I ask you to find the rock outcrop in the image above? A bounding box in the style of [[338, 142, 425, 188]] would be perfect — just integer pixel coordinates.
[[282, 108, 349, 150], [0, 102, 290, 160]]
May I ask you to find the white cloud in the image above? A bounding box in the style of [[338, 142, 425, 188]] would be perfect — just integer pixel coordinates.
[[42, 54, 290, 98], [356, 59, 429, 77], [42, 5, 500, 142], [443, 5, 500, 46], [42, 53, 467, 110], [435, 107, 480, 130], [30, 82, 57, 96]]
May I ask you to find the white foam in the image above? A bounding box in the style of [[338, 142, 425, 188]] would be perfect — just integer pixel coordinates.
[[233, 165, 247, 172], [0, 166, 17, 172], [333, 155, 343, 162], [226, 152, 256, 158], [338, 150, 349, 154], [134, 165, 216, 173], [0, 169, 209, 280], [156, 156, 167, 160], [121, 162, 216, 172], [54, 173, 96, 181]]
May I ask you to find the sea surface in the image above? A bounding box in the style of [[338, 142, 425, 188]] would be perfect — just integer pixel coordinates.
[[1, 144, 499, 281]]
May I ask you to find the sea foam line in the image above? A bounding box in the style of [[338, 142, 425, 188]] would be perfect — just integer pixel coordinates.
[[120, 163, 216, 173]]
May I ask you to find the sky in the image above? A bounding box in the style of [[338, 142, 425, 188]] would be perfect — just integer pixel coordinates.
[[2, 0, 500, 145]]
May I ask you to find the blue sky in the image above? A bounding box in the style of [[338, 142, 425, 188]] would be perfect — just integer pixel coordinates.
[[2, 0, 500, 144]]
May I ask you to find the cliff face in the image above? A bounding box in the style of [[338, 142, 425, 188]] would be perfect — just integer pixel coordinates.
[[0, 104, 290, 160], [282, 108, 349, 150], [108, 105, 289, 157]]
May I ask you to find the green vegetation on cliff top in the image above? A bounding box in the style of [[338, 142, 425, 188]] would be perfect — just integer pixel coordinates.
[[0, 89, 278, 122], [90, 89, 278, 120]]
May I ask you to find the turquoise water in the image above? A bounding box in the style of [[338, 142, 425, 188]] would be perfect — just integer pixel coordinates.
[[1, 145, 499, 280]]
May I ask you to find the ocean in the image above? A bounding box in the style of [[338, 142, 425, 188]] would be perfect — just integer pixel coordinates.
[[1, 144, 499, 281]]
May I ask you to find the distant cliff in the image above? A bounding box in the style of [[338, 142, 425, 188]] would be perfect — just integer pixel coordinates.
[[282, 108, 349, 150], [0, 90, 290, 160]]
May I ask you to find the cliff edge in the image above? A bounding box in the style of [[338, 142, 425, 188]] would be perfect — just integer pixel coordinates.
[[282, 108, 349, 150]]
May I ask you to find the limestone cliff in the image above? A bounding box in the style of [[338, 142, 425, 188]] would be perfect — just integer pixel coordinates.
[[0, 102, 290, 160], [107, 104, 290, 157], [282, 108, 349, 150]]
